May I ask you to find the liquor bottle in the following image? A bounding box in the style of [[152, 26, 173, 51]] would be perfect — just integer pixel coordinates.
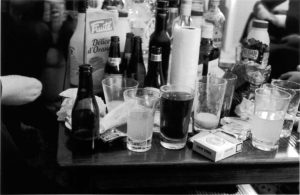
[[144, 46, 165, 88], [204, 0, 225, 49], [172, 0, 193, 29], [71, 64, 100, 152], [120, 33, 134, 76], [167, 0, 179, 37], [127, 36, 146, 87], [105, 36, 122, 75], [69, 0, 87, 87], [191, 0, 205, 28], [149, 0, 171, 82], [199, 23, 214, 76]]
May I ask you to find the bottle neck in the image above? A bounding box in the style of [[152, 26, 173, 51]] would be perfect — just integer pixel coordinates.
[[132, 41, 143, 64], [208, 2, 220, 12], [77, 71, 94, 98], [180, 2, 192, 17], [109, 42, 120, 57], [124, 38, 133, 54], [155, 11, 168, 32]]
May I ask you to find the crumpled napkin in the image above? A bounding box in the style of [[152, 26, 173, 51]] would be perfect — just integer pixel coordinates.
[[220, 117, 251, 141], [234, 97, 254, 120], [56, 88, 107, 133]]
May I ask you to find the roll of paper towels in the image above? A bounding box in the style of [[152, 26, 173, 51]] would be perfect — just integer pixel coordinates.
[[168, 26, 201, 89]]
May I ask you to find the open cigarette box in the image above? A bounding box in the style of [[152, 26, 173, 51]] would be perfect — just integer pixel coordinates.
[[191, 131, 243, 162]]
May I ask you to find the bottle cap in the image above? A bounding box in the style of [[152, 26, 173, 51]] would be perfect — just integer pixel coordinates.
[[151, 46, 162, 54], [157, 1, 169, 9], [79, 64, 93, 71], [126, 33, 134, 38], [134, 36, 142, 43], [201, 23, 214, 39], [252, 20, 269, 29], [111, 36, 120, 42]]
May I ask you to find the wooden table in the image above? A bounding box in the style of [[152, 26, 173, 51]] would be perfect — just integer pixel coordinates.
[[57, 124, 299, 191]]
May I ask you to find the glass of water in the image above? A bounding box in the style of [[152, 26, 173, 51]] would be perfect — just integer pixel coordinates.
[[251, 87, 291, 151], [123, 88, 160, 152], [271, 79, 300, 138]]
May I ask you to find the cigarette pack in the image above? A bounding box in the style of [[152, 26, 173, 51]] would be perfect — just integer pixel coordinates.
[[192, 131, 242, 162]]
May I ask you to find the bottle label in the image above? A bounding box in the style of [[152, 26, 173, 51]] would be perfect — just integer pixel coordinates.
[[150, 54, 162, 62], [108, 57, 121, 70], [90, 18, 114, 34], [241, 48, 259, 61]]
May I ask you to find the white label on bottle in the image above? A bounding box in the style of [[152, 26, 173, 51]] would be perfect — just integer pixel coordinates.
[[108, 57, 121, 70], [213, 26, 222, 48], [242, 48, 259, 61], [150, 54, 162, 62], [262, 52, 269, 68], [90, 18, 114, 34]]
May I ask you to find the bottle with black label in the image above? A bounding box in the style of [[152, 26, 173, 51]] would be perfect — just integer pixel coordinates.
[[149, 0, 171, 82], [127, 36, 146, 87], [105, 36, 121, 75], [120, 33, 134, 76], [71, 64, 99, 152], [144, 46, 165, 88]]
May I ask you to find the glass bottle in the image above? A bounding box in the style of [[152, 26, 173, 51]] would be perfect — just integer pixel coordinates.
[[127, 36, 146, 87], [172, 0, 193, 30], [144, 46, 165, 88], [120, 33, 134, 76], [69, 0, 87, 87], [71, 64, 100, 152], [204, 0, 225, 49], [167, 0, 179, 37], [191, 0, 205, 28], [199, 23, 214, 76], [149, 0, 171, 82], [105, 36, 122, 75]]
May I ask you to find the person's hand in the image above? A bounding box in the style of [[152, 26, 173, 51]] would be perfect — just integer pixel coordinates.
[[279, 71, 300, 84], [0, 75, 42, 105], [281, 34, 300, 48]]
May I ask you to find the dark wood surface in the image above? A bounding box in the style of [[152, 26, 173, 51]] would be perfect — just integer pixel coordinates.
[[57, 124, 299, 190]]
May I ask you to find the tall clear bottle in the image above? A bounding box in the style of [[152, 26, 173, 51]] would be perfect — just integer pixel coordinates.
[[120, 33, 134, 76], [172, 0, 193, 30], [69, 0, 87, 87], [144, 46, 165, 88], [167, 0, 179, 37], [105, 36, 122, 75], [127, 36, 146, 87], [149, 0, 171, 82], [71, 64, 100, 152], [199, 23, 214, 76], [203, 0, 225, 49], [191, 0, 205, 28]]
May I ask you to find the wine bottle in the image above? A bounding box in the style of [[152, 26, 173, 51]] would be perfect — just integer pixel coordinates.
[[149, 0, 171, 82], [167, 0, 179, 37], [144, 46, 165, 88], [199, 23, 214, 76], [127, 36, 146, 87], [105, 36, 122, 75], [71, 64, 100, 152], [120, 33, 134, 76]]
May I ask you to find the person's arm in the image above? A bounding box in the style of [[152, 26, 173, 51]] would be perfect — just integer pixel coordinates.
[[279, 70, 300, 84], [0, 75, 42, 105]]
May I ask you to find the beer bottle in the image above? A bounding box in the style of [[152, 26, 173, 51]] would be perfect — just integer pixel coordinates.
[[127, 36, 146, 87], [105, 36, 121, 75], [71, 64, 99, 152], [144, 46, 165, 88], [120, 33, 134, 76], [149, 0, 171, 82], [199, 23, 214, 76]]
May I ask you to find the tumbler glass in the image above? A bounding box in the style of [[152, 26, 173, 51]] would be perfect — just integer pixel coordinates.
[[221, 72, 237, 118]]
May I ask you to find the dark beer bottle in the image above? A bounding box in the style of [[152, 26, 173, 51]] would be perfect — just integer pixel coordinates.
[[199, 23, 214, 76], [105, 36, 121, 75], [144, 46, 165, 88], [127, 36, 146, 87], [71, 64, 99, 152], [149, 0, 171, 82], [120, 33, 134, 76]]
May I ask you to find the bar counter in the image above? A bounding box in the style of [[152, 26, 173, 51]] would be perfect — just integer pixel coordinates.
[[57, 123, 299, 191]]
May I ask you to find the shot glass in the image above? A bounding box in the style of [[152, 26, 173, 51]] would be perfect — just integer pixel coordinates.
[[251, 87, 291, 151], [194, 76, 227, 131], [102, 76, 139, 112], [271, 80, 300, 138], [160, 85, 194, 150], [123, 88, 160, 152], [221, 72, 237, 118]]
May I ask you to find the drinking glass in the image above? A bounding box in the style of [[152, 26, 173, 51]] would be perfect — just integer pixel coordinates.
[[194, 76, 227, 131], [251, 87, 291, 151], [221, 72, 237, 118], [271, 79, 300, 138], [123, 88, 160, 152], [160, 85, 194, 150], [102, 76, 139, 112]]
